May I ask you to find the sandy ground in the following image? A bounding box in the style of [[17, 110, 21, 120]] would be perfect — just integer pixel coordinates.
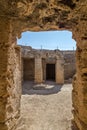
[[17, 81, 73, 130]]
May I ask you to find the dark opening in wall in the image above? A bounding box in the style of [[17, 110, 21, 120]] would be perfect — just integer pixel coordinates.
[[23, 58, 35, 81], [46, 64, 55, 81]]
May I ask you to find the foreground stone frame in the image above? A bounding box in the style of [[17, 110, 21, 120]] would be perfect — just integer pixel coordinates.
[[0, 18, 21, 130], [0, 1, 87, 130]]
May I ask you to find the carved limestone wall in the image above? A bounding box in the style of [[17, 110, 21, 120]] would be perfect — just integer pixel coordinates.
[[21, 45, 65, 84], [62, 51, 76, 81], [0, 18, 21, 130], [21, 45, 76, 83], [72, 24, 87, 130], [0, 0, 87, 130], [23, 58, 35, 81]]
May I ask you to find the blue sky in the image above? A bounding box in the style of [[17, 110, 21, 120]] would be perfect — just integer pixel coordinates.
[[17, 30, 76, 50]]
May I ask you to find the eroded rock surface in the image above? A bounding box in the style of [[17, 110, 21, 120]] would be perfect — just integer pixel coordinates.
[[0, 0, 87, 130]]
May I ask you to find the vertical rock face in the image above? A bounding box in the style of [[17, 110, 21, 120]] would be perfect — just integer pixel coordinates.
[[56, 58, 64, 84], [0, 0, 87, 130], [62, 51, 76, 81], [23, 58, 35, 81], [35, 57, 43, 83], [0, 18, 21, 130], [72, 22, 87, 130]]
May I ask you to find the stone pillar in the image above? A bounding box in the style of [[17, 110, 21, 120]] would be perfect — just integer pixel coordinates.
[[21, 57, 24, 83], [72, 23, 87, 130], [35, 57, 43, 83], [56, 58, 64, 84], [0, 18, 21, 130]]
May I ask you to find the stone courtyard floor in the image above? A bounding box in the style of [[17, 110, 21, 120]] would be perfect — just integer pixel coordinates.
[[17, 81, 73, 130]]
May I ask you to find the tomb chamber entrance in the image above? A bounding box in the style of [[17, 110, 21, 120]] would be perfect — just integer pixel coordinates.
[[46, 63, 55, 81]]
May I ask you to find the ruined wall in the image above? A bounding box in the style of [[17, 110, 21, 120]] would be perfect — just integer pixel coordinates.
[[0, 18, 21, 130], [23, 58, 35, 81], [0, 0, 87, 130], [21, 46, 64, 83], [62, 51, 76, 80], [21, 46, 76, 82], [72, 24, 87, 130]]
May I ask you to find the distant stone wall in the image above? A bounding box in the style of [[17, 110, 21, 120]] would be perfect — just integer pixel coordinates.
[[62, 51, 76, 81], [0, 1, 87, 129], [21, 46, 76, 83], [23, 58, 35, 81]]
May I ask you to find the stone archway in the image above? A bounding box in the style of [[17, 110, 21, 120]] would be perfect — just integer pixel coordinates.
[[0, 1, 87, 130]]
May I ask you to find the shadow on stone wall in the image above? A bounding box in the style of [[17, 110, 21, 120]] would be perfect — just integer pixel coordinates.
[[71, 120, 79, 130]]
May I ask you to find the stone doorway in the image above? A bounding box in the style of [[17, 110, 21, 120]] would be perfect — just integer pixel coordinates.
[[0, 1, 87, 130], [23, 58, 35, 81], [46, 63, 55, 81]]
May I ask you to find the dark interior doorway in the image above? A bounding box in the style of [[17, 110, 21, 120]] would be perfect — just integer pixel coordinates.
[[46, 64, 55, 81]]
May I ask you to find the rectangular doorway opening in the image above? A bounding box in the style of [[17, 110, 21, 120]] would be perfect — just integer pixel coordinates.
[[23, 58, 35, 81], [46, 64, 55, 81]]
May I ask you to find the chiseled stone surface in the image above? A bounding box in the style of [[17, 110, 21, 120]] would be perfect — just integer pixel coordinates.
[[23, 58, 35, 81], [62, 51, 76, 80], [0, 0, 87, 130], [0, 18, 21, 130], [35, 57, 43, 83]]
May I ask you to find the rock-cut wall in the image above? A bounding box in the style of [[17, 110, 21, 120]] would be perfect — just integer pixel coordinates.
[[62, 51, 76, 81], [0, 18, 21, 130], [21, 46, 76, 82], [23, 58, 35, 81], [0, 0, 87, 130]]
